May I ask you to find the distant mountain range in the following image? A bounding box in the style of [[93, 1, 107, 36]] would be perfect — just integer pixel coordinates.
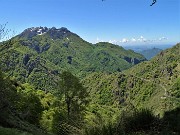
[[124, 45, 174, 60], [0, 27, 146, 91], [124, 44, 174, 51], [137, 47, 162, 60]]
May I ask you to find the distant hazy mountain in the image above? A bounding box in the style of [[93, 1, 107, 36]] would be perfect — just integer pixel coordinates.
[[123, 45, 175, 60], [137, 47, 162, 60], [0, 27, 146, 91]]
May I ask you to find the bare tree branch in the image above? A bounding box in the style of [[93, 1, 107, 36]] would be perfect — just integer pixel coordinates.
[[0, 22, 15, 42]]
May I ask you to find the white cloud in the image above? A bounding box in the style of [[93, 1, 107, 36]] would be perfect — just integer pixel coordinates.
[[143, 39, 147, 42], [94, 35, 168, 45], [160, 37, 168, 40], [158, 37, 168, 41], [109, 39, 119, 44], [137, 36, 147, 42], [131, 38, 136, 42], [95, 37, 104, 43], [122, 38, 128, 43]]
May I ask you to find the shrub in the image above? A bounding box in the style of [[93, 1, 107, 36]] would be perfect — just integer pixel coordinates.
[[118, 109, 157, 133], [162, 107, 180, 133]]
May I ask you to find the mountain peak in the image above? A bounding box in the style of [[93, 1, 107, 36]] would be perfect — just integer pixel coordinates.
[[18, 26, 77, 39], [47, 27, 74, 40], [24, 26, 49, 35], [49, 27, 69, 32]]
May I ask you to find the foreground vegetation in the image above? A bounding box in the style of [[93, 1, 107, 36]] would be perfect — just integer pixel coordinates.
[[0, 67, 179, 135]]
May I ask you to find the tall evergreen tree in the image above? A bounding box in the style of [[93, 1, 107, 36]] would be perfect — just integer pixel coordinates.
[[57, 71, 89, 119], [52, 71, 89, 134]]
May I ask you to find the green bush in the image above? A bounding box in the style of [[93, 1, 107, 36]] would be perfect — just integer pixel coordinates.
[[163, 107, 180, 133], [52, 109, 83, 135], [0, 126, 33, 135], [119, 109, 157, 133], [84, 123, 116, 135], [16, 83, 44, 126]]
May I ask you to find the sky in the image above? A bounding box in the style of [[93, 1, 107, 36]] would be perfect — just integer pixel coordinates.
[[0, 0, 180, 46]]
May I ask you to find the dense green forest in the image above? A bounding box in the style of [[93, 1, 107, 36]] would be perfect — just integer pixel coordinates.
[[0, 27, 179, 135]]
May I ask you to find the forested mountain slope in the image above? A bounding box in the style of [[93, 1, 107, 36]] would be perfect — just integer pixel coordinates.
[[83, 43, 180, 114], [0, 27, 145, 91]]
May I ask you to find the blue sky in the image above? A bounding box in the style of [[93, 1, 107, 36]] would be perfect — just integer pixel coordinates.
[[0, 0, 179, 46]]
